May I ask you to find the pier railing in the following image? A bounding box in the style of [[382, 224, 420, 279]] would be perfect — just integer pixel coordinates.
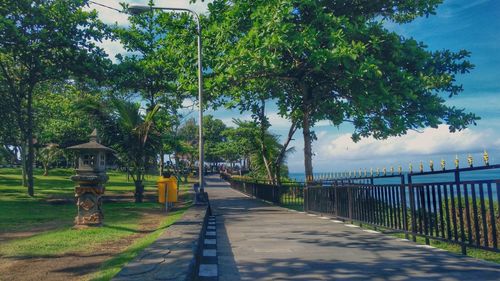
[[221, 173, 305, 210], [223, 162, 500, 255]]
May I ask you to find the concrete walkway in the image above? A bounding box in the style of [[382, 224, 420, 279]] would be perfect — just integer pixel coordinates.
[[206, 175, 500, 281]]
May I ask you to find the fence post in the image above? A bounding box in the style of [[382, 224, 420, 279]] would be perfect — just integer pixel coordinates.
[[334, 186, 339, 217], [400, 175, 409, 240], [408, 173, 417, 242], [455, 170, 467, 255], [274, 184, 280, 205], [253, 181, 257, 198], [304, 187, 308, 212], [348, 187, 353, 223]]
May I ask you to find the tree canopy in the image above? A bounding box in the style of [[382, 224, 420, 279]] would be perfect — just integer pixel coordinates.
[[203, 0, 478, 181], [0, 0, 110, 195]]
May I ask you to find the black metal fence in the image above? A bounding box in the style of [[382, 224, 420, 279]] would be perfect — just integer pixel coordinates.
[[307, 164, 500, 254], [222, 174, 305, 210], [224, 164, 500, 255]]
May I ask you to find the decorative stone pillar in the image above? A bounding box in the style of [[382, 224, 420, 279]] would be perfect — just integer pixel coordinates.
[[67, 129, 114, 227]]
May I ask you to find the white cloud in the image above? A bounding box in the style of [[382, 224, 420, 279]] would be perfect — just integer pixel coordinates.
[[182, 98, 196, 108], [317, 125, 494, 161], [152, 0, 211, 14], [219, 114, 252, 127], [267, 112, 291, 129], [95, 38, 127, 61], [87, 0, 211, 22], [86, 0, 129, 26], [87, 0, 212, 60], [315, 120, 332, 127]]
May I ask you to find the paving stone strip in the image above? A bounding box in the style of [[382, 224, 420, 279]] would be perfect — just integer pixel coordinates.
[[198, 215, 219, 281], [112, 205, 208, 281]]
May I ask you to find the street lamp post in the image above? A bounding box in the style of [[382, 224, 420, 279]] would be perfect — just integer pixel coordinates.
[[128, 4, 205, 194]]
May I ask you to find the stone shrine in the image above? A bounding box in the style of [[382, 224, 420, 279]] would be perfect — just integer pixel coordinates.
[[67, 129, 114, 227]]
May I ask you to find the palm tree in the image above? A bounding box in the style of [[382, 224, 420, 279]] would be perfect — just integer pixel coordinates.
[[76, 98, 161, 203], [38, 143, 62, 176], [112, 100, 161, 203], [230, 119, 294, 183]]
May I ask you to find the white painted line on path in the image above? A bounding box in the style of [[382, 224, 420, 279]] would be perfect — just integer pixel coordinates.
[[204, 239, 216, 245], [203, 249, 217, 257], [415, 244, 435, 249], [199, 264, 218, 277], [363, 230, 381, 234], [345, 224, 360, 228]]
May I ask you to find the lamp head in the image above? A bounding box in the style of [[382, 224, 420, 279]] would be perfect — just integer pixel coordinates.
[[128, 4, 152, 15]]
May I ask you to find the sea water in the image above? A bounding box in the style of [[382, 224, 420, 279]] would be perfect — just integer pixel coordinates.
[[289, 169, 500, 201], [289, 169, 500, 184]]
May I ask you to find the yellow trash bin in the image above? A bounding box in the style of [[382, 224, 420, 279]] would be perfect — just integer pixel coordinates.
[[166, 176, 178, 203], [157, 177, 168, 204], [157, 176, 178, 203]]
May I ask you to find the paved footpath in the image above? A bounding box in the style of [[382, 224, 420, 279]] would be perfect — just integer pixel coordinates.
[[205, 175, 500, 281]]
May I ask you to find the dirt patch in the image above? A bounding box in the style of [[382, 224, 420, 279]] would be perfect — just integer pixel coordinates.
[[45, 191, 158, 204], [0, 209, 167, 281], [0, 221, 69, 243]]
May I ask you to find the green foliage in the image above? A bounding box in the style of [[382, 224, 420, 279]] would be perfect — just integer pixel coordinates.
[[203, 115, 228, 163], [0, 0, 110, 195], [69, 97, 162, 202], [203, 0, 479, 179], [109, 100, 161, 202], [34, 83, 98, 147], [37, 144, 63, 176], [113, 0, 196, 110]]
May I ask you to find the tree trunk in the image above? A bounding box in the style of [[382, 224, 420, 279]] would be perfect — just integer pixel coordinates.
[[274, 121, 297, 186], [302, 114, 313, 184], [26, 90, 34, 196], [43, 163, 49, 176], [20, 144, 27, 187], [134, 171, 144, 203], [301, 84, 314, 185], [257, 98, 274, 183], [159, 150, 164, 176]]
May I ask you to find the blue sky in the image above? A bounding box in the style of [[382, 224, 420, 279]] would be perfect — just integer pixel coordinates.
[[90, 0, 500, 173]]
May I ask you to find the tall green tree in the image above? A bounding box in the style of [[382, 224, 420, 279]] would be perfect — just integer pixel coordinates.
[[34, 83, 97, 147], [204, 0, 478, 182], [114, 0, 199, 174], [203, 115, 227, 164], [223, 119, 293, 181], [38, 144, 63, 176], [0, 0, 109, 195], [111, 100, 161, 203], [74, 94, 161, 202]]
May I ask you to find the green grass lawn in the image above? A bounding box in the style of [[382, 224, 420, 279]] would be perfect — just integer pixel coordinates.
[[0, 168, 162, 233], [0, 202, 177, 257], [0, 168, 159, 200], [0, 168, 193, 280]]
